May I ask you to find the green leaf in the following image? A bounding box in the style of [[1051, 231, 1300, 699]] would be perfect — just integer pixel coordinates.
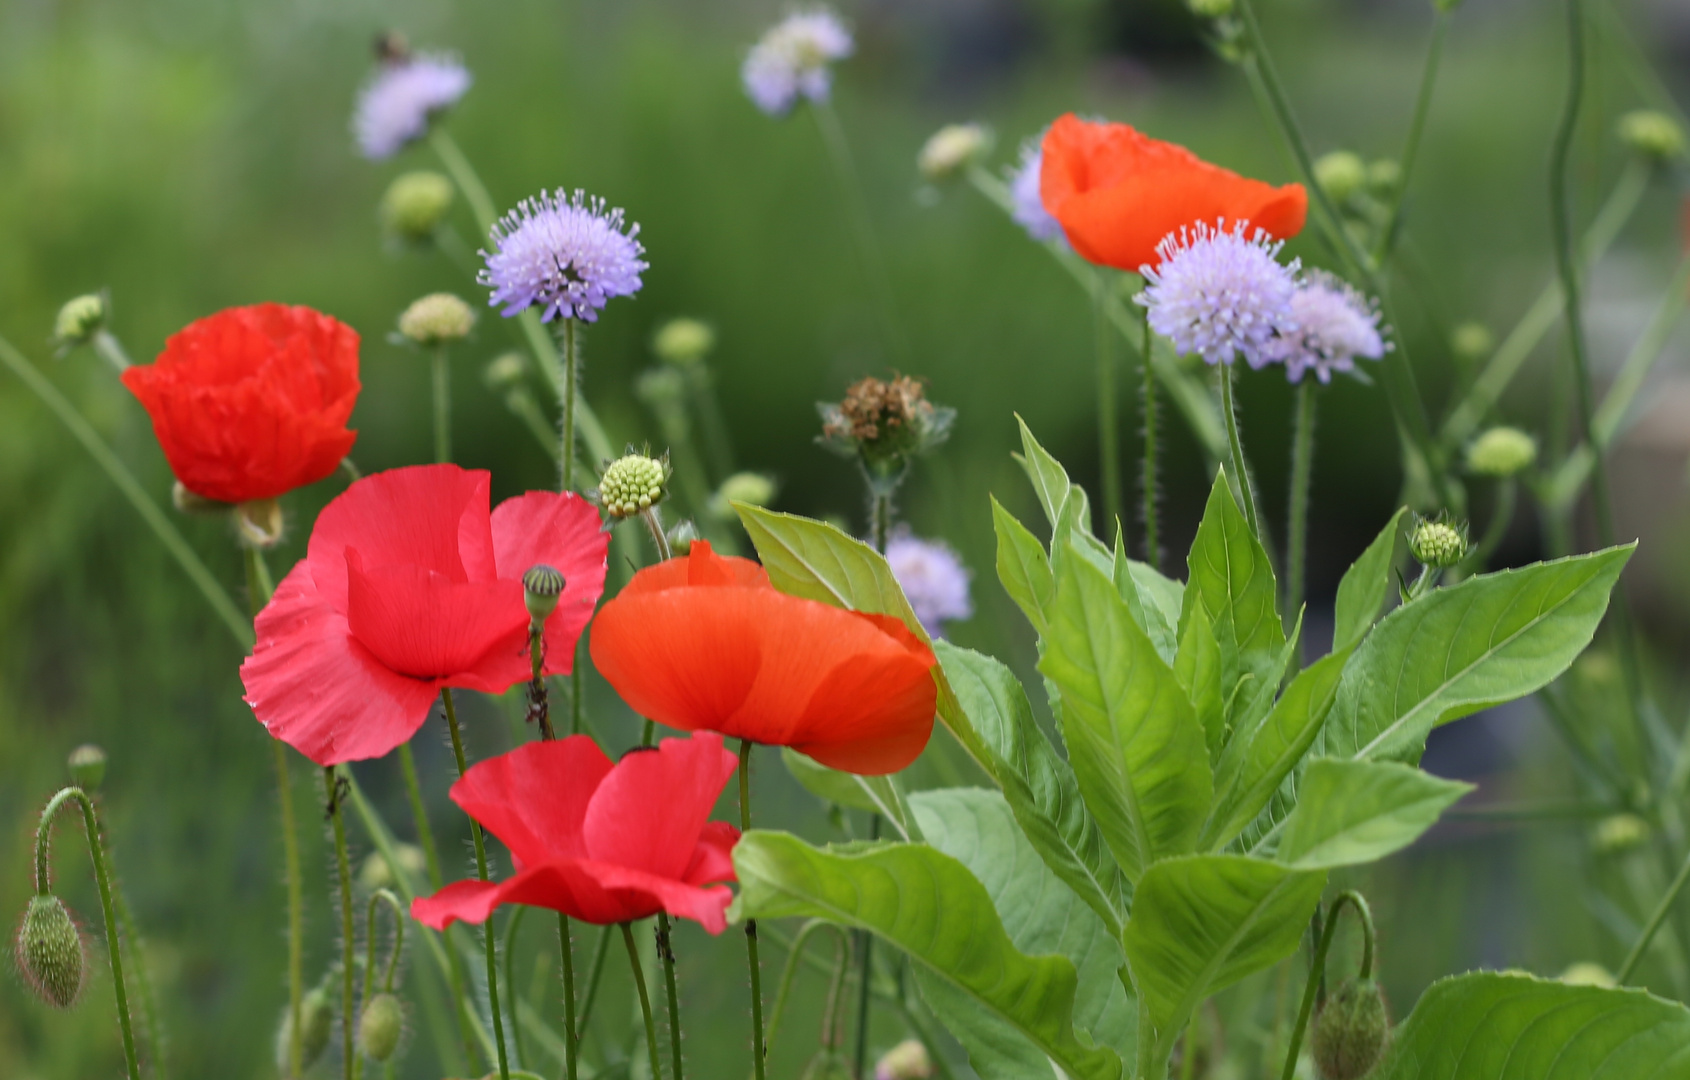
[[1374, 971, 1690, 1078], [1014, 415, 1079, 530], [780, 748, 916, 838], [1178, 471, 1285, 725], [1277, 759, 1472, 869], [1040, 552, 1211, 883], [910, 789, 1135, 1064], [937, 641, 1123, 935], [1332, 508, 1407, 652], [1200, 644, 1352, 851], [1175, 606, 1225, 765], [1123, 855, 1325, 1068], [1322, 545, 1635, 763], [992, 496, 1054, 634], [1113, 532, 1182, 664], [732, 831, 1124, 1080]]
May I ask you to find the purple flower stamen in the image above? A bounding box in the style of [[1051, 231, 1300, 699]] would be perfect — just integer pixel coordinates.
[[479, 190, 648, 324], [353, 53, 471, 161], [1280, 271, 1389, 384], [742, 9, 854, 117], [885, 530, 973, 636], [1136, 220, 1300, 369]]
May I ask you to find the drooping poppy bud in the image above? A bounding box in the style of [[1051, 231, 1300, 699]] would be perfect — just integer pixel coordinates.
[[1311, 978, 1390, 1080], [357, 992, 405, 1062], [275, 983, 335, 1073], [66, 745, 107, 791], [14, 895, 86, 1008]]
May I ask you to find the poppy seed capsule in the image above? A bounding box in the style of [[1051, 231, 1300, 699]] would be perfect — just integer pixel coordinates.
[[358, 992, 405, 1062], [599, 455, 668, 518], [398, 293, 475, 346], [523, 564, 566, 624], [67, 744, 107, 791], [54, 294, 106, 347], [1409, 519, 1467, 569], [15, 895, 86, 1008], [380, 171, 455, 242], [1450, 321, 1495, 365], [275, 984, 334, 1072], [1311, 978, 1390, 1080]]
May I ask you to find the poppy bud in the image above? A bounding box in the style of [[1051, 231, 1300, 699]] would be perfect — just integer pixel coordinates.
[[1311, 977, 1390, 1080], [599, 454, 669, 519], [275, 983, 334, 1073], [236, 498, 285, 550], [15, 894, 87, 1008], [1593, 813, 1648, 855], [918, 123, 990, 182], [874, 1038, 934, 1080], [1465, 427, 1537, 478], [357, 991, 405, 1062], [710, 472, 777, 519], [1450, 321, 1494, 365], [380, 171, 455, 243], [483, 352, 528, 392], [1618, 110, 1686, 163], [397, 293, 475, 347], [1314, 151, 1368, 205], [523, 564, 566, 625], [54, 294, 107, 349], [1408, 518, 1467, 569], [172, 480, 231, 515], [66, 744, 107, 791], [652, 318, 716, 368]]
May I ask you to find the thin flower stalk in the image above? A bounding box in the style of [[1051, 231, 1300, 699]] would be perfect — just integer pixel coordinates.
[[1092, 266, 1123, 530], [1140, 302, 1160, 565], [656, 915, 684, 1080], [1220, 365, 1262, 538], [433, 345, 452, 464], [325, 766, 357, 1080], [1285, 381, 1316, 639], [1373, 11, 1449, 265], [812, 98, 907, 362], [1279, 892, 1375, 1080], [622, 923, 665, 1080], [741, 739, 767, 1080]]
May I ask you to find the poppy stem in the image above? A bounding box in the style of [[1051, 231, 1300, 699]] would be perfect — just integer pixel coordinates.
[[442, 688, 513, 1080], [1284, 380, 1316, 649], [1218, 363, 1261, 538], [325, 766, 356, 1080], [363, 889, 406, 1003], [622, 923, 666, 1080], [432, 345, 453, 464], [558, 912, 579, 1080], [1279, 892, 1373, 1080], [851, 818, 880, 1080], [656, 915, 684, 1080], [1140, 299, 1159, 568], [574, 925, 614, 1037], [528, 627, 554, 741], [557, 318, 580, 493], [1091, 267, 1123, 532], [739, 739, 767, 1080]]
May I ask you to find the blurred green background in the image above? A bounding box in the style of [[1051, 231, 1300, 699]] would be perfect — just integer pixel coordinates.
[[3, 0, 1689, 1077]]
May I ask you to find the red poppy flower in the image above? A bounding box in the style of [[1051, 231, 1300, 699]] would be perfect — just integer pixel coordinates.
[[589, 541, 938, 775], [121, 303, 362, 504], [1039, 113, 1308, 272], [240, 464, 608, 765], [411, 732, 742, 933]]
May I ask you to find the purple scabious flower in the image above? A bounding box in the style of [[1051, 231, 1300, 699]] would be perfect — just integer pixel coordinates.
[[742, 9, 854, 117], [885, 530, 973, 636], [1008, 140, 1066, 245], [1136, 220, 1300, 369], [353, 54, 472, 160], [479, 190, 648, 323], [1280, 271, 1388, 383]]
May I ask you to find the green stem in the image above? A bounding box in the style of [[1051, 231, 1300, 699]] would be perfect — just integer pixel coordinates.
[[1286, 381, 1316, 642], [1141, 302, 1160, 567], [326, 767, 356, 1080], [765, 920, 846, 1059], [92, 329, 132, 373], [364, 890, 407, 1000], [574, 926, 614, 1037], [1219, 363, 1261, 537], [559, 913, 579, 1080], [526, 632, 578, 1080], [871, 493, 892, 557], [1279, 892, 1375, 1080], [852, 816, 881, 1080], [109, 865, 166, 1080], [443, 688, 513, 1080], [1618, 847, 1690, 983], [1464, 479, 1516, 572], [686, 365, 736, 483], [811, 99, 906, 362], [639, 506, 673, 562], [1374, 12, 1449, 264], [740, 739, 767, 1080], [35, 787, 141, 1080], [1092, 267, 1123, 531], [0, 333, 251, 645], [433, 346, 453, 464], [430, 128, 498, 235], [503, 907, 528, 1070], [622, 923, 665, 1080], [558, 320, 579, 492], [656, 915, 684, 1080]]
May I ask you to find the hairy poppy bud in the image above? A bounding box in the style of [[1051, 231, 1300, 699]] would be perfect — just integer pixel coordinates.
[[358, 991, 405, 1062], [599, 455, 669, 519], [483, 352, 528, 392], [652, 318, 715, 368], [66, 744, 107, 791], [54, 294, 107, 349], [236, 497, 285, 550], [398, 293, 475, 346], [1409, 518, 1467, 569], [15, 895, 86, 1008], [276, 983, 334, 1072], [1314, 151, 1368, 205], [918, 123, 990, 182], [874, 1038, 933, 1080], [1466, 427, 1537, 478], [1618, 110, 1686, 163], [1450, 321, 1494, 365], [380, 171, 455, 242], [523, 564, 566, 625], [1311, 977, 1390, 1080]]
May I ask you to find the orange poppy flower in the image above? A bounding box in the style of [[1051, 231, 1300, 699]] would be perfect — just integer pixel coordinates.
[[1039, 113, 1308, 272], [589, 542, 938, 775]]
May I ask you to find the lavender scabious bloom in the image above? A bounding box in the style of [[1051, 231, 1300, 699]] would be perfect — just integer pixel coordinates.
[[480, 190, 648, 323], [1136, 221, 1299, 369], [885, 530, 973, 636], [1279, 271, 1388, 384], [1008, 140, 1066, 245], [741, 9, 854, 117], [353, 54, 471, 160]]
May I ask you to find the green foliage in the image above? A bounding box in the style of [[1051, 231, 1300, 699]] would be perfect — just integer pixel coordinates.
[[1331, 507, 1407, 652], [780, 747, 915, 837], [991, 495, 1054, 634], [1276, 759, 1473, 869], [1174, 604, 1225, 765]]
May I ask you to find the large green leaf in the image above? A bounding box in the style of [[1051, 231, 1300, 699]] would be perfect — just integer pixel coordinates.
[[1322, 545, 1635, 763], [1040, 552, 1211, 882], [1276, 759, 1472, 869], [937, 642, 1123, 934], [732, 831, 1123, 1080], [1015, 416, 1080, 530], [910, 789, 1135, 1064], [1113, 532, 1182, 664], [1331, 508, 1407, 652], [1123, 855, 1326, 1068], [1374, 971, 1690, 1078], [780, 748, 916, 839], [992, 496, 1054, 634], [1174, 606, 1225, 765]]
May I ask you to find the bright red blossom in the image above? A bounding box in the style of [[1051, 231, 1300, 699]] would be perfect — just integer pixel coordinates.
[[121, 304, 361, 504], [240, 464, 608, 765], [411, 733, 741, 933], [590, 542, 939, 775], [1040, 113, 1308, 272]]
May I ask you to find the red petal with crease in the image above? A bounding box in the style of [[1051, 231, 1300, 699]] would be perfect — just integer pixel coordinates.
[[450, 736, 613, 868], [343, 551, 527, 679], [490, 490, 610, 677], [410, 859, 735, 933], [582, 733, 740, 880]]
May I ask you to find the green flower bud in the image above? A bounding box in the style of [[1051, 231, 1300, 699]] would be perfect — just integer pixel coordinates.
[[635, 367, 687, 407], [652, 318, 716, 368], [1367, 158, 1402, 194], [276, 984, 335, 1073], [1593, 813, 1649, 856], [1558, 961, 1617, 988], [523, 564, 565, 625], [1465, 427, 1537, 478], [358, 992, 406, 1062], [666, 519, 700, 555], [918, 123, 991, 182], [599, 454, 669, 519], [1314, 151, 1368, 205], [15, 895, 86, 1008], [54, 294, 106, 348], [874, 1038, 934, 1080], [358, 843, 427, 892], [1311, 977, 1390, 1080], [1617, 110, 1686, 163], [236, 498, 284, 550], [710, 472, 778, 520], [1187, 0, 1234, 16], [483, 352, 528, 392], [1409, 518, 1467, 569], [380, 171, 455, 242], [1450, 321, 1495, 365], [171, 480, 230, 515], [398, 293, 475, 346], [67, 744, 107, 791]]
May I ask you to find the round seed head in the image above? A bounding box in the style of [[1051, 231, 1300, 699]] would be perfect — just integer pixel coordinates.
[[1618, 110, 1686, 162], [1314, 151, 1368, 204], [918, 123, 990, 182], [1450, 321, 1495, 365], [483, 352, 528, 391], [523, 564, 566, 623], [380, 171, 455, 242], [54, 295, 106, 347], [1409, 518, 1468, 569], [652, 318, 716, 367]]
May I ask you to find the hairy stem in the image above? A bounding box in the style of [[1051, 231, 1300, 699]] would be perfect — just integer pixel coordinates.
[[656, 915, 684, 1080], [1285, 381, 1317, 643], [622, 923, 665, 1080], [574, 925, 614, 1039], [326, 767, 356, 1080], [559, 320, 579, 492], [740, 739, 767, 1080], [1141, 302, 1160, 567], [852, 815, 881, 1080], [1280, 892, 1375, 1080]]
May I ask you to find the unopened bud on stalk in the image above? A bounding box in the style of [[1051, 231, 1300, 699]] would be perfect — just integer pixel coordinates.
[[66, 745, 107, 791], [1366, 159, 1401, 194], [874, 1038, 934, 1080], [1466, 427, 1537, 478], [1450, 321, 1494, 365], [275, 983, 334, 1072], [1558, 961, 1617, 988], [359, 843, 427, 892], [483, 352, 528, 392], [1314, 151, 1368, 204], [523, 564, 565, 625], [599, 454, 669, 519], [1593, 813, 1648, 855], [397, 293, 475, 346], [1618, 110, 1686, 162], [1409, 518, 1467, 569], [54, 294, 107, 349], [380, 171, 455, 242], [918, 123, 990, 182], [666, 519, 700, 555], [236, 498, 284, 549], [15, 895, 87, 1008], [710, 472, 778, 519], [635, 367, 687, 407], [172, 480, 230, 515], [1311, 977, 1390, 1080], [357, 992, 405, 1062], [652, 318, 716, 368]]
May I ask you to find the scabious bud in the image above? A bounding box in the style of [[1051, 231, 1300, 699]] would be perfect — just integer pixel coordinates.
[[380, 171, 455, 242], [1559, 961, 1617, 988], [1314, 151, 1368, 205], [1593, 813, 1649, 855], [54, 294, 107, 349], [710, 472, 778, 519], [67, 745, 107, 791], [1618, 110, 1686, 163], [1311, 978, 1390, 1080], [358, 992, 405, 1062], [1451, 321, 1494, 364], [874, 1038, 934, 1080], [599, 454, 669, 519], [652, 318, 716, 368], [819, 375, 955, 484], [398, 293, 475, 346], [483, 352, 528, 392], [15, 895, 86, 1008], [635, 367, 687, 407], [523, 564, 565, 624], [918, 123, 990, 182], [1409, 518, 1468, 569], [1466, 427, 1537, 478], [1367, 159, 1402, 194], [276, 984, 334, 1073]]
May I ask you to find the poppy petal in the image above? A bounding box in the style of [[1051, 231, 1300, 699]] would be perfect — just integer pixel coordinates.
[[343, 550, 528, 681], [411, 858, 736, 934], [682, 821, 742, 886], [489, 491, 611, 677], [582, 733, 740, 880], [450, 736, 613, 867]]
